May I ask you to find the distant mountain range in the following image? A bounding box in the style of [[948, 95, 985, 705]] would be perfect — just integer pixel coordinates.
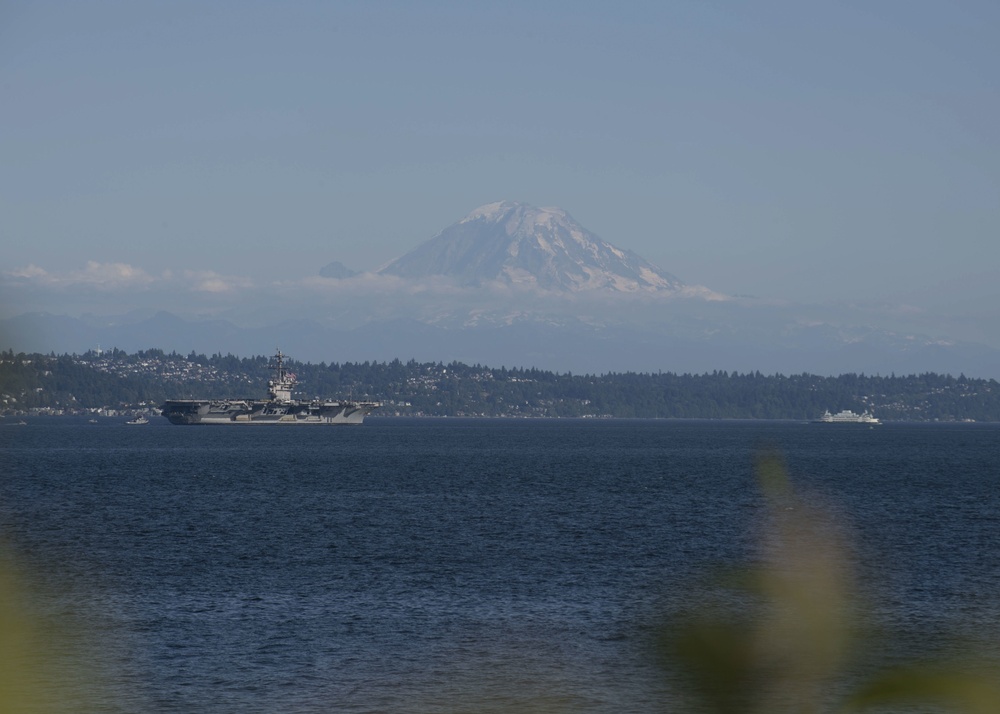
[[3, 201, 998, 377], [4, 308, 997, 378]]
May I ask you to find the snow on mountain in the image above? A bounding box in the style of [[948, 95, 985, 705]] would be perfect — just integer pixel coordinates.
[[378, 201, 710, 295]]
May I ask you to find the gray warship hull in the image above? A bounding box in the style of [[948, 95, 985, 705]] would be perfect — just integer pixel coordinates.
[[161, 399, 377, 425]]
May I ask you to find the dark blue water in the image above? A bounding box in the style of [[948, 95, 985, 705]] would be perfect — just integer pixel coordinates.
[[2, 418, 998, 712]]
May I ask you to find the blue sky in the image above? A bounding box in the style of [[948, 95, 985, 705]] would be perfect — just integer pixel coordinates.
[[2, 1, 998, 325]]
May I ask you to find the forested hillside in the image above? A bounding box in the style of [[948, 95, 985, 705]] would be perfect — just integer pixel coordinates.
[[2, 349, 998, 421]]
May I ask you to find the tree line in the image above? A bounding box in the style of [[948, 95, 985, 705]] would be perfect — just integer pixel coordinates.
[[2, 348, 998, 421]]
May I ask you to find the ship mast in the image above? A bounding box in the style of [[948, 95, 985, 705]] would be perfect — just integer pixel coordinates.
[[268, 349, 295, 402]]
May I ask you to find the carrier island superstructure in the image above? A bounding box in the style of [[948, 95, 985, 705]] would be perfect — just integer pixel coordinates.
[[160, 350, 379, 425]]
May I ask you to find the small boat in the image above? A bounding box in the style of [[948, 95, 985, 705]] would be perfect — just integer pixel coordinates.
[[125, 415, 149, 425]]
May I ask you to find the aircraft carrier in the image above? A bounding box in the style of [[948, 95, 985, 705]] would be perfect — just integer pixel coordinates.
[[160, 351, 379, 425]]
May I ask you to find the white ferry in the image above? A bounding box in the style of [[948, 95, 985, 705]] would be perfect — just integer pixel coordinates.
[[814, 409, 880, 424]]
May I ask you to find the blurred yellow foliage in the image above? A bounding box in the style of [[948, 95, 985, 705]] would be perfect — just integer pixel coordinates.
[[0, 549, 97, 714], [660, 452, 1000, 714]]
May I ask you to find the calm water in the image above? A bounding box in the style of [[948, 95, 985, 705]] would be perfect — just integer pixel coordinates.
[[2, 417, 999, 712]]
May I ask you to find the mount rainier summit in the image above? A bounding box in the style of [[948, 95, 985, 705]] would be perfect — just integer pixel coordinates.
[[375, 201, 715, 297]]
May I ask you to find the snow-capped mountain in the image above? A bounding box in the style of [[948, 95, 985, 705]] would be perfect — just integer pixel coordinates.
[[377, 201, 693, 294], [8, 202, 996, 378]]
